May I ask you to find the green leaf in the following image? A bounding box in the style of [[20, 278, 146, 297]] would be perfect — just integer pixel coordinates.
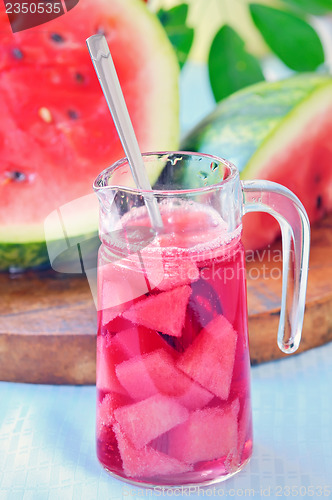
[[249, 4, 325, 71], [281, 0, 332, 16], [208, 25, 264, 102], [157, 4, 194, 69]]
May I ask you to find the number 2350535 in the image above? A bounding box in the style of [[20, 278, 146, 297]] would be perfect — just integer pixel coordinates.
[[5, 2, 62, 14]]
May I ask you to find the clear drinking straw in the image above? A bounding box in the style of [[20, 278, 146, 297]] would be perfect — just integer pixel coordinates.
[[86, 34, 163, 230]]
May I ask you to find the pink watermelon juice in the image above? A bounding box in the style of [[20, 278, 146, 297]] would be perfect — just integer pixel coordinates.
[[96, 203, 252, 486]]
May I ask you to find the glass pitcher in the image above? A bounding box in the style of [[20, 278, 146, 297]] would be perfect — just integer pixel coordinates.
[[93, 151, 310, 488]]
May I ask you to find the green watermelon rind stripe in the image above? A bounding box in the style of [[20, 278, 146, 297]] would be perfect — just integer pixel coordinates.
[[0, 232, 100, 273], [243, 79, 332, 177], [0, 241, 50, 272]]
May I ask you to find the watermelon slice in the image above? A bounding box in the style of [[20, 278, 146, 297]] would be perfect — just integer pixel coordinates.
[[0, 0, 179, 270], [177, 314, 237, 399], [114, 394, 188, 449], [113, 423, 192, 478], [115, 349, 213, 409], [168, 399, 239, 464], [123, 285, 191, 337], [181, 74, 332, 249]]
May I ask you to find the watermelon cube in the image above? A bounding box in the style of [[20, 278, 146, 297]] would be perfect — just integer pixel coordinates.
[[123, 285, 191, 337], [101, 304, 126, 327], [168, 400, 240, 464], [114, 394, 188, 449], [146, 256, 199, 291], [96, 335, 127, 394], [97, 392, 129, 440], [112, 326, 175, 359], [177, 315, 237, 399], [98, 259, 149, 319], [113, 423, 192, 478], [104, 316, 133, 333], [149, 430, 170, 455], [116, 349, 213, 410]]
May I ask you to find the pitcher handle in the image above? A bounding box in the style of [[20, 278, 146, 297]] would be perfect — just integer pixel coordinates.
[[242, 180, 310, 354]]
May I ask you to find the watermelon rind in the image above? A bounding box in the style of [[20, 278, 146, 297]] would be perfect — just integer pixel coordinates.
[[0, 232, 100, 273], [181, 74, 332, 177], [0, 241, 50, 272], [241, 78, 332, 178], [0, 0, 180, 272]]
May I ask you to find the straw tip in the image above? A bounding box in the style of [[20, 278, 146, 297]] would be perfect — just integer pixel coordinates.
[[86, 34, 110, 62]]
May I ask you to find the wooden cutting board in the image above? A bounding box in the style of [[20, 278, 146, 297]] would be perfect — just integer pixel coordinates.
[[1, 214, 331, 384]]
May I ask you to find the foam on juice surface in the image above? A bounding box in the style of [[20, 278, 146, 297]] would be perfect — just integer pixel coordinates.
[[104, 199, 242, 262]]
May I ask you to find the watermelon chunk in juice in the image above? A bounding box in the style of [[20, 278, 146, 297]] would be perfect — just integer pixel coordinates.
[[112, 325, 175, 359], [114, 394, 189, 449], [104, 316, 133, 334], [123, 285, 191, 337], [98, 258, 152, 322], [177, 314, 238, 399], [168, 400, 240, 464], [96, 335, 128, 394], [97, 392, 130, 440], [146, 255, 199, 291], [115, 349, 213, 409], [113, 423, 192, 479], [101, 304, 126, 328]]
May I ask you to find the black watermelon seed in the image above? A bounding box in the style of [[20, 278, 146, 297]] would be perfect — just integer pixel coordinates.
[[75, 72, 84, 83], [51, 33, 65, 43], [12, 48, 24, 60], [9, 171, 26, 182], [97, 27, 106, 36], [68, 109, 79, 120], [316, 195, 322, 210]]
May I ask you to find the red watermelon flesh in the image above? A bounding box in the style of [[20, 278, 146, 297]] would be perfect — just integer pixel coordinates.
[[96, 334, 128, 394], [113, 423, 192, 478], [123, 285, 192, 337], [112, 326, 176, 359], [99, 267, 143, 321], [98, 254, 157, 323], [115, 349, 213, 409], [97, 391, 129, 440], [147, 256, 200, 291], [114, 394, 189, 449], [177, 314, 237, 400], [168, 399, 239, 464], [101, 305, 127, 328], [0, 0, 179, 269], [103, 316, 133, 333]]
